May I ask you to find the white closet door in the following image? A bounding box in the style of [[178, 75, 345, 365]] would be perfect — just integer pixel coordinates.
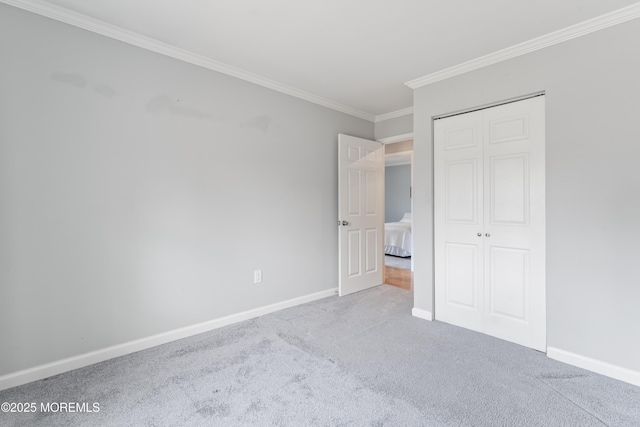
[[434, 109, 485, 332], [482, 97, 545, 351], [434, 96, 546, 352]]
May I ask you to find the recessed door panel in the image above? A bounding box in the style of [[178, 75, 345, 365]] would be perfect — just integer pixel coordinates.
[[366, 149, 378, 163], [348, 146, 360, 162], [489, 115, 529, 144], [365, 228, 378, 273], [365, 172, 377, 215], [445, 243, 478, 308], [490, 154, 529, 226], [489, 246, 529, 321], [348, 230, 361, 277], [445, 125, 478, 150], [446, 160, 478, 224], [348, 170, 361, 216]]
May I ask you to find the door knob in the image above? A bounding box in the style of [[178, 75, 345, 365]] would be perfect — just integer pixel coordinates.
[[477, 233, 482, 237], [485, 233, 490, 237], [342, 220, 349, 226]]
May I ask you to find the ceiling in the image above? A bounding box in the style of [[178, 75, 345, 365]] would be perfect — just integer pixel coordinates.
[[7, 0, 640, 119]]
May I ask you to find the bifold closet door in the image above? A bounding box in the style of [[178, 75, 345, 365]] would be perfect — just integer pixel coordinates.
[[434, 96, 546, 352], [434, 109, 485, 333]]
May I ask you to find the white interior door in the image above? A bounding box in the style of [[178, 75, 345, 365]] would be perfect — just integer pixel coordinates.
[[338, 134, 384, 296], [434, 96, 546, 351]]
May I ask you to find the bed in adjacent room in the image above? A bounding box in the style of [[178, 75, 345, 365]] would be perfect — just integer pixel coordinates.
[[385, 212, 412, 257]]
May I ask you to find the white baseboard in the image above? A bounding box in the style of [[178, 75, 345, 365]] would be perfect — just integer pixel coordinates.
[[547, 347, 640, 387], [412, 307, 433, 321], [0, 288, 338, 392]]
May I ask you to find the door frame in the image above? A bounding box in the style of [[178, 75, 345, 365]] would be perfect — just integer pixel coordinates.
[[378, 133, 415, 275]]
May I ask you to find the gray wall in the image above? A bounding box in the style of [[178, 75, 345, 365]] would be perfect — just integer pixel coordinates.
[[375, 114, 413, 140], [385, 165, 411, 223], [0, 4, 373, 376], [413, 19, 640, 372]]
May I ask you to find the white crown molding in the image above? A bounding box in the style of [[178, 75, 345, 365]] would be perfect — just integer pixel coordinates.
[[385, 151, 412, 167], [378, 132, 414, 144], [0, 287, 338, 391], [0, 0, 376, 122], [386, 160, 411, 167], [406, 3, 640, 89], [375, 107, 414, 123]]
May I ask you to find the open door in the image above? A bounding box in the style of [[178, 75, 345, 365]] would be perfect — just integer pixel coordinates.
[[338, 134, 384, 296]]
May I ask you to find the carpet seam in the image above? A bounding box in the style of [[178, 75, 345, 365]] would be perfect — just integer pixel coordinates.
[[539, 378, 610, 427]]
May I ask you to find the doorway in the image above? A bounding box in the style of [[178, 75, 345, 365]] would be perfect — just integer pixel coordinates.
[[383, 139, 414, 291]]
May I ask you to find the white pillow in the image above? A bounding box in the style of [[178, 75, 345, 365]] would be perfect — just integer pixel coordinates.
[[400, 212, 412, 223]]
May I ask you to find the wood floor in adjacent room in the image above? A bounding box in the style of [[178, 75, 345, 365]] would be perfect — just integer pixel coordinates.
[[384, 266, 412, 291]]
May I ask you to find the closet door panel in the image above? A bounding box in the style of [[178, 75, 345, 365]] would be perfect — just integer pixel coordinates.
[[483, 96, 546, 352], [435, 110, 484, 331]]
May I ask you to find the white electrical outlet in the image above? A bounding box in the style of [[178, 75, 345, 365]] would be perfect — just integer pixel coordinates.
[[254, 270, 263, 284]]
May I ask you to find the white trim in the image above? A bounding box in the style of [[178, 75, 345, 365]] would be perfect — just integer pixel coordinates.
[[386, 160, 411, 167], [412, 307, 433, 321], [385, 151, 412, 167], [0, 288, 337, 391], [375, 107, 413, 123], [406, 3, 640, 89], [0, 0, 375, 123], [378, 133, 414, 144], [547, 347, 640, 387]]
